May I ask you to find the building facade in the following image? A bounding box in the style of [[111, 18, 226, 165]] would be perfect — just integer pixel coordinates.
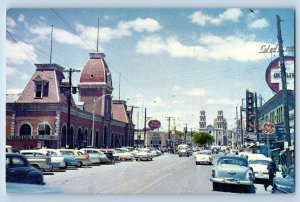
[[6, 52, 134, 150], [199, 109, 229, 145]]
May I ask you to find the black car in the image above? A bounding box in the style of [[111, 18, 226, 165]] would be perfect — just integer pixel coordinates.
[[103, 152, 115, 164], [6, 153, 44, 185]]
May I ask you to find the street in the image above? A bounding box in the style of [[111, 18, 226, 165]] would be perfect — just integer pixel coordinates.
[[44, 153, 271, 194]]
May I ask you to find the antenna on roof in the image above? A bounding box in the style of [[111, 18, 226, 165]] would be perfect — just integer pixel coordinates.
[[97, 18, 100, 52], [50, 25, 53, 64]]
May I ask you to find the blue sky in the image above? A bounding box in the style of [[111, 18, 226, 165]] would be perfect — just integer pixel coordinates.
[[6, 8, 295, 131]]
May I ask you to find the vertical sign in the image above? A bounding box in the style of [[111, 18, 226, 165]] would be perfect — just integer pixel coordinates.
[[246, 90, 254, 132]]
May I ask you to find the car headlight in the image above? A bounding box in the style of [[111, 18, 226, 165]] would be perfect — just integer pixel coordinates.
[[247, 171, 254, 181]]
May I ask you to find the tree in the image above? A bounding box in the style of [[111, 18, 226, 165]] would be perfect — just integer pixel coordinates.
[[168, 130, 184, 137], [192, 132, 214, 146]]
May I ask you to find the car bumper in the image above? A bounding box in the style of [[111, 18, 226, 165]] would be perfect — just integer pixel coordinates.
[[210, 178, 253, 186], [195, 160, 211, 164], [254, 172, 269, 179]]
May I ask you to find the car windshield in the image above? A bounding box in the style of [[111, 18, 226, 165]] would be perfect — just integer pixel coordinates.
[[218, 158, 248, 167], [60, 151, 73, 155], [249, 160, 270, 165], [198, 151, 210, 155]]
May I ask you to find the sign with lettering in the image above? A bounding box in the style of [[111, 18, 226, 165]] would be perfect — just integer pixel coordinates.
[[262, 122, 275, 135], [265, 56, 294, 93], [148, 120, 161, 129]]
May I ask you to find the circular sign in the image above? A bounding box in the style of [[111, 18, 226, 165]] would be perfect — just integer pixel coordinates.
[[265, 56, 294, 93], [262, 122, 275, 135], [148, 120, 161, 129]]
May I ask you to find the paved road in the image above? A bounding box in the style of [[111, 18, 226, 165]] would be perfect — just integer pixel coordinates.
[[43, 153, 272, 194]]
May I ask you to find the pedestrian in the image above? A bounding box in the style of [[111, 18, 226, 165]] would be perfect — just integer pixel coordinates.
[[264, 156, 277, 191]]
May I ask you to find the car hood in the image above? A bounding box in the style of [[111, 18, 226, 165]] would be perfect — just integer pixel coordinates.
[[250, 164, 268, 173], [273, 176, 295, 193], [215, 164, 249, 180]]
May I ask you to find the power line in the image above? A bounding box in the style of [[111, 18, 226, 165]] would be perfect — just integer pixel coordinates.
[[51, 8, 96, 52], [249, 9, 277, 37]]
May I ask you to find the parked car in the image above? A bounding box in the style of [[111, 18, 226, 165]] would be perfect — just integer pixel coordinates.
[[56, 149, 78, 167], [6, 153, 44, 185], [272, 164, 295, 193], [39, 149, 66, 169], [115, 148, 134, 161], [135, 148, 153, 161], [59, 149, 92, 167], [80, 148, 102, 164], [248, 157, 271, 180], [211, 147, 219, 154], [210, 156, 255, 192], [19, 150, 53, 172], [99, 148, 120, 162], [195, 150, 213, 165]]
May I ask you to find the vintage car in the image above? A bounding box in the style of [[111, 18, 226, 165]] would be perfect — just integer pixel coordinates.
[[177, 144, 191, 157], [99, 148, 120, 162], [19, 150, 53, 172], [55, 149, 78, 167], [273, 164, 295, 193], [59, 149, 92, 167], [80, 148, 102, 164], [6, 153, 44, 185], [39, 149, 66, 169], [195, 150, 213, 165], [248, 157, 271, 180], [135, 148, 153, 161], [210, 156, 255, 191], [115, 148, 134, 161]]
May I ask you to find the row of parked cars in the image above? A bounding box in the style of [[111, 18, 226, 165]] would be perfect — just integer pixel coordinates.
[[6, 145, 163, 186]]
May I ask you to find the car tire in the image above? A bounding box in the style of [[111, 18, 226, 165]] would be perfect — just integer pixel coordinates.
[[43, 165, 53, 172], [76, 161, 83, 167], [213, 182, 219, 191]]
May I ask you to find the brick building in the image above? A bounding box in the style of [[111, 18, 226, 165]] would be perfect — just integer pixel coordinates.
[[6, 52, 134, 150]]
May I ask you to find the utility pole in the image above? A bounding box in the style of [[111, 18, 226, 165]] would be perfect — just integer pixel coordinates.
[[276, 15, 291, 147], [235, 106, 239, 148], [63, 68, 81, 148], [165, 116, 173, 149], [240, 104, 244, 149], [50, 25, 53, 64], [144, 108, 147, 147], [184, 123, 187, 143], [128, 106, 139, 146]]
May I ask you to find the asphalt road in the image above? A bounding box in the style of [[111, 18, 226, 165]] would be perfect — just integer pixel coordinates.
[[43, 153, 272, 194]]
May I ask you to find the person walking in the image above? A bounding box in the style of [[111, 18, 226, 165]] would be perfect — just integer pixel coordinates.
[[264, 156, 277, 191]]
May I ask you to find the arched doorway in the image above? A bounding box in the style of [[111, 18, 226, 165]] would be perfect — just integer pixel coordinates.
[[77, 128, 84, 148], [103, 126, 107, 147], [61, 125, 67, 147], [89, 130, 93, 146], [19, 124, 31, 136], [95, 131, 99, 147], [111, 133, 114, 148], [84, 129, 88, 147], [67, 126, 74, 148]]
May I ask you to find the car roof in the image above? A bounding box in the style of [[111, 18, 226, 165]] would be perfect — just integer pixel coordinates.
[[6, 153, 25, 158], [218, 155, 247, 161]]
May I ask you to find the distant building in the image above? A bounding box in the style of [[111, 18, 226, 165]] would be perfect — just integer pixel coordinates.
[[144, 131, 168, 149], [6, 52, 134, 150], [199, 109, 229, 145]]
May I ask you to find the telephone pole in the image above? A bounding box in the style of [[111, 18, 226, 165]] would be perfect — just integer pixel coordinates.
[[165, 116, 173, 149], [276, 15, 291, 147], [63, 68, 81, 148]]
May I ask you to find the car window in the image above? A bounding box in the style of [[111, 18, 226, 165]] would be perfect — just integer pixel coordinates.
[[51, 151, 58, 156], [218, 158, 247, 167], [249, 160, 270, 165], [22, 153, 34, 157], [35, 152, 46, 157], [11, 157, 26, 167]]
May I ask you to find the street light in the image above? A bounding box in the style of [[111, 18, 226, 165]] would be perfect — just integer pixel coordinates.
[[92, 94, 110, 147]]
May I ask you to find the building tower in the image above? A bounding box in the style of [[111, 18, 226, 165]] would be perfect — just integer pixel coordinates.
[[214, 110, 227, 145], [199, 110, 207, 132], [78, 52, 113, 147]]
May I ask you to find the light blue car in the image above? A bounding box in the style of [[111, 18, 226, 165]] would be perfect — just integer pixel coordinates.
[[272, 164, 294, 193]]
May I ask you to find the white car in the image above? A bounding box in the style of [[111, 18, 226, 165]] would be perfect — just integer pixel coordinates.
[[39, 149, 66, 169], [135, 148, 153, 161], [195, 150, 213, 165], [248, 157, 271, 180]]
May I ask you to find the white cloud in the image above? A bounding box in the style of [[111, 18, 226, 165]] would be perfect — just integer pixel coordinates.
[[137, 34, 269, 62], [189, 9, 243, 26], [6, 17, 16, 27], [184, 88, 206, 96], [248, 18, 269, 29], [6, 88, 23, 94], [172, 85, 182, 91], [118, 17, 161, 32], [206, 98, 239, 105], [17, 14, 25, 22], [6, 40, 37, 65], [28, 17, 161, 51]]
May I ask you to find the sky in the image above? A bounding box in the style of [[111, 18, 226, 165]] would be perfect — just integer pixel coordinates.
[[6, 8, 295, 132]]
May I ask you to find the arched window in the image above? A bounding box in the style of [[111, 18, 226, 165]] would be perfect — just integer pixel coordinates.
[[20, 124, 31, 136], [38, 123, 51, 135]]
